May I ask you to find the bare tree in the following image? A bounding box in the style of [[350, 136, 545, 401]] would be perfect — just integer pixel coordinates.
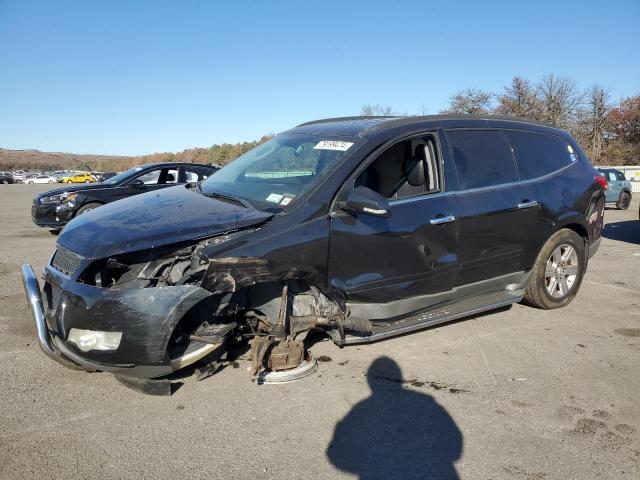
[[440, 88, 493, 115], [495, 76, 540, 119], [536, 74, 583, 128], [360, 104, 396, 116], [579, 85, 611, 161]]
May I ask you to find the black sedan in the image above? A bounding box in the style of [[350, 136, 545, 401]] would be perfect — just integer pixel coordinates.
[[0, 172, 15, 184], [32, 162, 218, 232]]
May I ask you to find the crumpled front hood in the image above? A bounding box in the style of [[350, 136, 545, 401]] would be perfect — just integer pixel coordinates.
[[57, 185, 273, 259]]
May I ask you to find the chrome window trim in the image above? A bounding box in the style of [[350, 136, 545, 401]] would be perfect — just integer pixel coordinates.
[[389, 158, 578, 207]]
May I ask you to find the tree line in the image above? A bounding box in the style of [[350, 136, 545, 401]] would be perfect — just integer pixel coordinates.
[[94, 136, 274, 172], [0, 136, 274, 172], [361, 74, 640, 166]]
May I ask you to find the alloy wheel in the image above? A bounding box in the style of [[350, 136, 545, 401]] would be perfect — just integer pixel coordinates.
[[544, 244, 579, 299]]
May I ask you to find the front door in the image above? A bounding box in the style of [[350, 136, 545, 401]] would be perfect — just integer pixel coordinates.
[[328, 134, 459, 321]]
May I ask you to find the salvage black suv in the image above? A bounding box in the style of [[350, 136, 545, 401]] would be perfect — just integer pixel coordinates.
[[22, 116, 606, 391]]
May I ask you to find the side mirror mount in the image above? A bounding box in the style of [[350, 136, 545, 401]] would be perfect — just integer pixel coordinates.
[[129, 179, 145, 188], [337, 186, 390, 218]]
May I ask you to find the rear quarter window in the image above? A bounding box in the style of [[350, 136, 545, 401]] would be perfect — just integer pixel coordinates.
[[445, 130, 518, 190], [505, 130, 576, 180]]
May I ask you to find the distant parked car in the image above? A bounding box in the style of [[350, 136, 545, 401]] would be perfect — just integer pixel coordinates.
[[597, 168, 632, 209], [25, 175, 56, 184], [61, 172, 97, 183], [31, 162, 218, 233], [0, 172, 15, 184]]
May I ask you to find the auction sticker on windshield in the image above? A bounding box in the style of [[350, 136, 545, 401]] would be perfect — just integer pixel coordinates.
[[314, 140, 353, 151], [266, 193, 284, 203]]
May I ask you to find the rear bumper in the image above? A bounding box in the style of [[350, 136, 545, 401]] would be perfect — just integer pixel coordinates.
[[20, 263, 210, 378]]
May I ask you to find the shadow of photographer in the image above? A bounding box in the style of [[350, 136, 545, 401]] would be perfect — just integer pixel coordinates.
[[327, 356, 463, 480]]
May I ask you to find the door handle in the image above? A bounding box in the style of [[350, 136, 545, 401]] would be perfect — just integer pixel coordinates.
[[430, 215, 456, 225], [517, 200, 538, 209]]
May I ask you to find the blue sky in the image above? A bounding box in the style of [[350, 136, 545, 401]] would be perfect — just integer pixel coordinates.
[[1, 0, 639, 156]]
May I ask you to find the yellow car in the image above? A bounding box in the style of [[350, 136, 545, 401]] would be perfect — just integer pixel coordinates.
[[62, 173, 96, 183]]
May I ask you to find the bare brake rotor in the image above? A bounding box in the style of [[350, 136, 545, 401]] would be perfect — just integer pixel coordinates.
[[256, 356, 318, 385], [249, 285, 319, 384], [249, 335, 318, 384]]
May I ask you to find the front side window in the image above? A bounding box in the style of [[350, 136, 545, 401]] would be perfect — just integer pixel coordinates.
[[446, 130, 518, 190], [505, 130, 575, 180], [355, 135, 440, 199], [136, 169, 161, 185], [185, 166, 213, 182], [200, 134, 359, 210]]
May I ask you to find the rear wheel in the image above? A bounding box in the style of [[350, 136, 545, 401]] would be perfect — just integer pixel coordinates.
[[524, 229, 586, 309], [617, 191, 631, 210]]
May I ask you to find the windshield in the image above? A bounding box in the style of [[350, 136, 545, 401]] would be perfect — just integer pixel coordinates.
[[104, 166, 146, 185], [200, 134, 359, 210]]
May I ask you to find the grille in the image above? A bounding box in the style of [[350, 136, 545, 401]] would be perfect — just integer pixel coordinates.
[[51, 248, 83, 276]]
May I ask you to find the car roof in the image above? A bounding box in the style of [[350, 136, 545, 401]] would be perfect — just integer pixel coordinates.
[[287, 114, 568, 138], [131, 162, 217, 169]]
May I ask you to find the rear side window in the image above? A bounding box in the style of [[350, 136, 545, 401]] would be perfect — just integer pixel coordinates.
[[445, 130, 518, 189], [185, 165, 214, 182], [616, 171, 626, 181], [505, 131, 576, 180]]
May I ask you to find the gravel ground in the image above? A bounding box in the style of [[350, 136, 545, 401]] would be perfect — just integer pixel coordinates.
[[1, 184, 639, 480]]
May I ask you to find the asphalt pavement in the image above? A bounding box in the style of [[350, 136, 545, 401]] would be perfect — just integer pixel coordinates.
[[1, 184, 639, 479]]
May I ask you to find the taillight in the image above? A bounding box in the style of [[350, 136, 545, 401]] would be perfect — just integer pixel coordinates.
[[595, 175, 608, 190]]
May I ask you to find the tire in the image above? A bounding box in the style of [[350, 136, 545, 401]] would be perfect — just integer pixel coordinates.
[[48, 180, 54, 184], [27, 181, 34, 184], [616, 191, 631, 210], [84, 180, 90, 183], [523, 229, 586, 309], [76, 202, 101, 216]]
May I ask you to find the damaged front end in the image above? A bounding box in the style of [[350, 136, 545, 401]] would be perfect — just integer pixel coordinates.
[[21, 227, 369, 391]]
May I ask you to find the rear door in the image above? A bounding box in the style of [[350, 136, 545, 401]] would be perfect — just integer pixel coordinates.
[[328, 133, 459, 319], [446, 129, 538, 287]]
